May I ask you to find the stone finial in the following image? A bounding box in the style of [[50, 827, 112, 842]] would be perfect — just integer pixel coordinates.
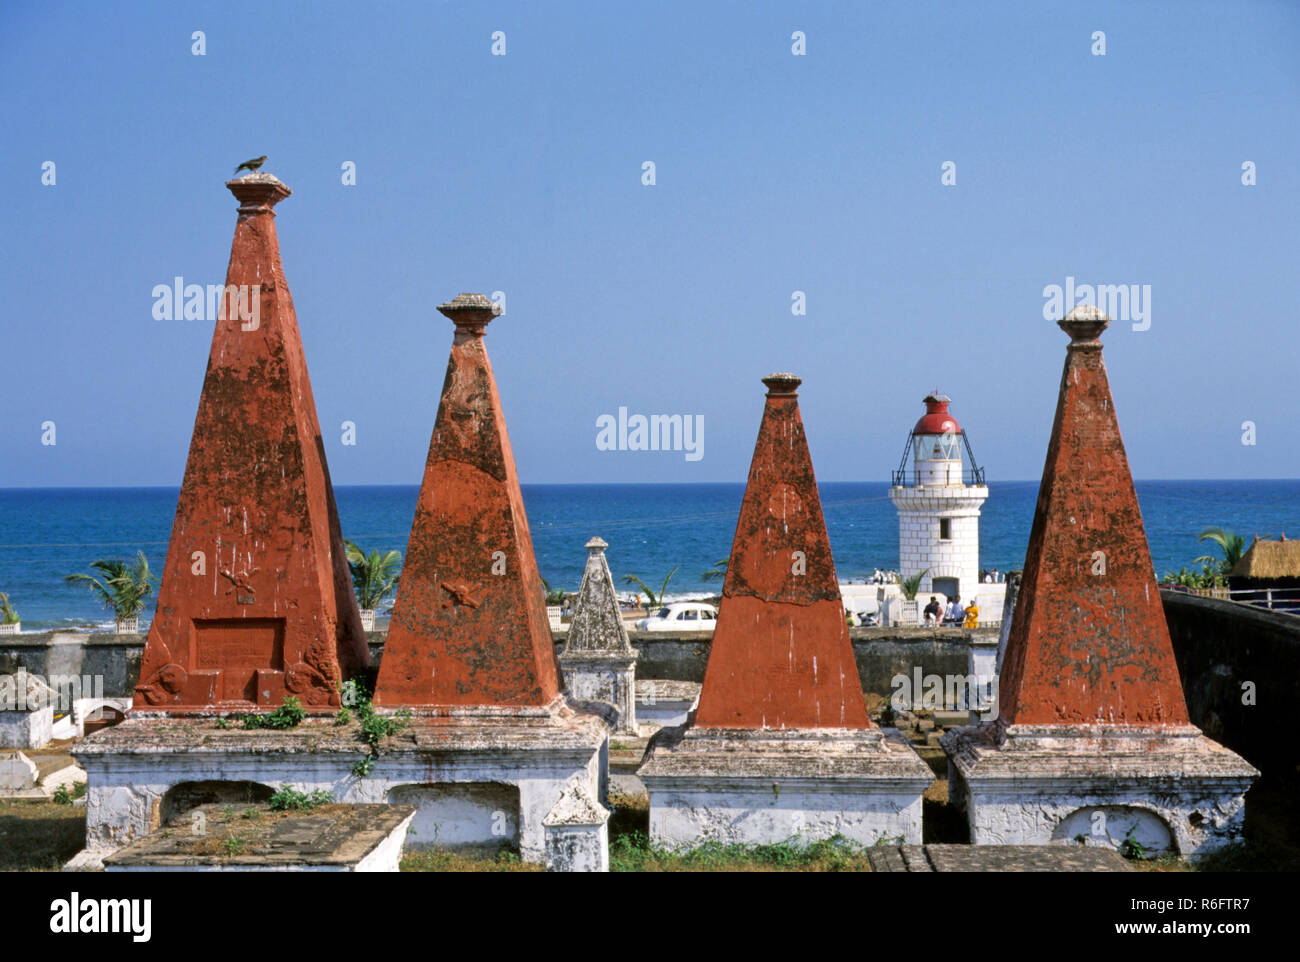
[[1058, 305, 1110, 344], [563, 537, 633, 655], [762, 372, 802, 396], [543, 780, 610, 873], [438, 293, 501, 337], [543, 779, 610, 827], [226, 172, 291, 215]]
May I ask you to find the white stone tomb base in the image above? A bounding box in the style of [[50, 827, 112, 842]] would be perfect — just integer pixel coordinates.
[[104, 809, 416, 872], [0, 706, 54, 750], [559, 652, 637, 735], [941, 722, 1258, 860], [638, 724, 933, 849], [69, 697, 609, 867]]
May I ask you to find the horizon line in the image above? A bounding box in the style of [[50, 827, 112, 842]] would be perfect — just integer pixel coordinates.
[[1, 477, 1297, 492]]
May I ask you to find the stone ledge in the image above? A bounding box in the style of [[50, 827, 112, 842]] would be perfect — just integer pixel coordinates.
[[638, 723, 934, 784], [942, 724, 1260, 782], [72, 703, 609, 758], [103, 803, 414, 870], [635, 679, 699, 702], [867, 844, 1135, 872]]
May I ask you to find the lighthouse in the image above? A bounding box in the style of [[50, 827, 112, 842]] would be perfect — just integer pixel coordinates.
[[889, 393, 987, 601]]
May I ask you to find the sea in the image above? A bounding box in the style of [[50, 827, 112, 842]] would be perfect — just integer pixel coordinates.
[[0, 480, 1296, 632]]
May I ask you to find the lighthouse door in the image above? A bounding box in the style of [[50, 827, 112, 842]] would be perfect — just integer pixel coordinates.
[[933, 577, 959, 601]]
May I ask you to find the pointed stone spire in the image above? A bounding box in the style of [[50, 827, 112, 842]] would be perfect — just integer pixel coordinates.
[[694, 373, 869, 729], [373, 294, 560, 708], [559, 537, 637, 732], [134, 172, 368, 711], [997, 307, 1190, 726], [562, 538, 634, 656]]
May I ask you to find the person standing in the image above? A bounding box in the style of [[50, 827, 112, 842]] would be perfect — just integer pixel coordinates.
[[944, 595, 963, 625]]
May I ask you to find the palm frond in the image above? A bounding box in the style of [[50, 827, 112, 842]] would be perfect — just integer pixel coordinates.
[[900, 569, 930, 602], [66, 551, 156, 619], [0, 591, 20, 624], [701, 558, 728, 582], [658, 565, 679, 600], [623, 574, 653, 597], [343, 540, 403, 609]]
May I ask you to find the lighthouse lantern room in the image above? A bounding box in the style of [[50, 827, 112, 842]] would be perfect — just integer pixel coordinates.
[[889, 393, 988, 602]]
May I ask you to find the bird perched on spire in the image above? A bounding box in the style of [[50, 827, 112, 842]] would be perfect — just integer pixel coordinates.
[[234, 155, 267, 175]]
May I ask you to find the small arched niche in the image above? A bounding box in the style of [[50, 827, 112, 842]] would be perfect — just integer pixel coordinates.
[[159, 780, 275, 825], [1052, 805, 1175, 856]]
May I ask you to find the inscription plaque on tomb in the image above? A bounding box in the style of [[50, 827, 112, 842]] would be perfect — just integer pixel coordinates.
[[192, 619, 286, 703]]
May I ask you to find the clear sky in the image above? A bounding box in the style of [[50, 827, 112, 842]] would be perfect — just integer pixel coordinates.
[[2, 0, 1297, 486]]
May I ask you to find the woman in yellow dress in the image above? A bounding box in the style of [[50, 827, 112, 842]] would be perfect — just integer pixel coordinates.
[[962, 599, 980, 628]]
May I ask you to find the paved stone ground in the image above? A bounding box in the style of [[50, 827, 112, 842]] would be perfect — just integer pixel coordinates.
[[610, 773, 646, 798], [868, 843, 1135, 872], [105, 803, 415, 869]]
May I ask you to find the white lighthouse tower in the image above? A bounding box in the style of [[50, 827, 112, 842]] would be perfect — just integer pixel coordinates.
[[889, 393, 987, 602]]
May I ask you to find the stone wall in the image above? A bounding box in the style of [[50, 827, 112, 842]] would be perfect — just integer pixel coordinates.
[[0, 633, 144, 702], [7, 600, 1292, 767], [1, 627, 974, 700], [600, 628, 974, 690], [1161, 588, 1300, 773]]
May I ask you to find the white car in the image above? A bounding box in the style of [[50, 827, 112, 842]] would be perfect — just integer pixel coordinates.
[[635, 602, 718, 632]]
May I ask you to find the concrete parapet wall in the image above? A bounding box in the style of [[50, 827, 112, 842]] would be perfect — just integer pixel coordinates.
[[1, 627, 976, 700], [1160, 588, 1300, 773], [0, 632, 144, 699]]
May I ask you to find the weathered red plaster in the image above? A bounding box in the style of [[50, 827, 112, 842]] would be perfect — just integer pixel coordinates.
[[997, 313, 1190, 726], [372, 295, 561, 708], [694, 374, 870, 729], [134, 175, 368, 711]]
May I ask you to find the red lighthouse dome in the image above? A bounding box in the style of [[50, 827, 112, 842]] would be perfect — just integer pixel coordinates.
[[913, 393, 961, 435]]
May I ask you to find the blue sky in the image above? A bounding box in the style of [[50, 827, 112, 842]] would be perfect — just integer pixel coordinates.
[[2, 0, 1297, 486]]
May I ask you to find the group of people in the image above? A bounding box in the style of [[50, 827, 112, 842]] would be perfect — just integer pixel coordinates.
[[979, 568, 1004, 583], [922, 593, 980, 628], [869, 568, 899, 584]]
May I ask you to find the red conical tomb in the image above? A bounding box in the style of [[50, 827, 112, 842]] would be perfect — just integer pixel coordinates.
[[135, 173, 368, 711], [695, 373, 870, 729], [997, 308, 1190, 726], [373, 294, 561, 708]]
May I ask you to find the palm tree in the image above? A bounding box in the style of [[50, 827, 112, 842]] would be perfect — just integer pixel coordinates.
[[1194, 527, 1246, 575], [623, 566, 679, 613], [344, 542, 401, 625], [540, 578, 569, 606], [899, 569, 929, 602], [0, 592, 19, 627], [700, 559, 728, 582], [65, 552, 156, 629]]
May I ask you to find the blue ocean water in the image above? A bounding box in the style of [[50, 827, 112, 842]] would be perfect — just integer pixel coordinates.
[[0, 480, 1296, 632]]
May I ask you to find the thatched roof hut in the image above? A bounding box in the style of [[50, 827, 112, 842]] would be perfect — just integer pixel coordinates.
[[1228, 536, 1300, 584]]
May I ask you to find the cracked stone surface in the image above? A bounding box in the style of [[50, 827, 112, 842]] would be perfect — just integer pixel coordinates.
[[695, 373, 869, 729], [135, 173, 367, 712], [868, 843, 1135, 872], [374, 294, 560, 708]]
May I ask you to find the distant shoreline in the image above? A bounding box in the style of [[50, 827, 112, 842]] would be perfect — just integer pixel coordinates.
[[2, 478, 1299, 492]]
